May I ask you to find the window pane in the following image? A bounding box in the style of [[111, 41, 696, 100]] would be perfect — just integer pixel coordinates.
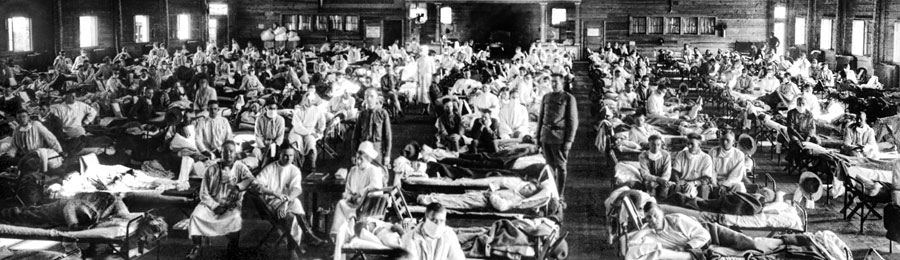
[[177, 14, 191, 40], [7, 17, 32, 52], [774, 5, 786, 19], [894, 23, 900, 62], [795, 17, 806, 45], [667, 17, 681, 34], [821, 19, 833, 50], [284, 15, 297, 31], [208, 18, 218, 45], [852, 20, 866, 55], [345, 16, 359, 32], [774, 22, 785, 55], [300, 15, 312, 31], [440, 7, 452, 25], [631, 17, 647, 34], [700, 18, 715, 35], [316, 16, 327, 31], [551, 8, 566, 25], [330, 15, 343, 31], [209, 3, 228, 16], [648, 17, 663, 34], [685, 17, 698, 34], [134, 15, 150, 43], [79, 16, 98, 47]]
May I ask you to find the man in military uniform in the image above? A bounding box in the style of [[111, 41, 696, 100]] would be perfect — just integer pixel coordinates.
[[536, 73, 578, 199]]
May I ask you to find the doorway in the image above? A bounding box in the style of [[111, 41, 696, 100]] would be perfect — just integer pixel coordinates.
[[582, 19, 605, 51], [209, 16, 228, 46], [382, 20, 403, 48]]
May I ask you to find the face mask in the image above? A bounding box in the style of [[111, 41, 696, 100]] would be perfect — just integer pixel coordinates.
[[422, 218, 442, 237]]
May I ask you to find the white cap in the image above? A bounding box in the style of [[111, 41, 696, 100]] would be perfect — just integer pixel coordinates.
[[358, 141, 379, 160]]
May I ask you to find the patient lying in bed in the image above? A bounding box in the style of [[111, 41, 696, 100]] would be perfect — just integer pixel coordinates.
[[0, 192, 130, 230], [416, 175, 557, 212], [627, 202, 783, 260]]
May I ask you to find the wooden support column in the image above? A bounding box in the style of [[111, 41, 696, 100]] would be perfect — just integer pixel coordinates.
[[836, 0, 848, 53], [58, 0, 64, 52], [116, 0, 123, 51], [435, 3, 442, 44], [540, 2, 547, 43], [575, 3, 581, 52], [164, 0, 171, 46], [874, 0, 886, 62]]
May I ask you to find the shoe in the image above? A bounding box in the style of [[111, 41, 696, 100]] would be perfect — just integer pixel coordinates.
[[185, 246, 200, 260]]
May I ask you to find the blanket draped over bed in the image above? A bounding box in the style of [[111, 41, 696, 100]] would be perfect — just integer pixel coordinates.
[[664, 192, 764, 216], [456, 218, 562, 259]]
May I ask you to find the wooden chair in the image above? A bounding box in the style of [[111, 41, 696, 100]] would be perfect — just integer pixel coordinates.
[[841, 176, 892, 234]]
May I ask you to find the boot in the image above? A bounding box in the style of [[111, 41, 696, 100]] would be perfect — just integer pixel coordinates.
[[297, 214, 326, 246]]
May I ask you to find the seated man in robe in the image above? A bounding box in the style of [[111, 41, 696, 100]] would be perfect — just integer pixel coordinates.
[[416, 172, 554, 212], [401, 203, 466, 260], [255, 147, 325, 259], [468, 109, 501, 153], [330, 141, 386, 238], [638, 135, 672, 198], [435, 101, 465, 152], [775, 75, 800, 110], [284, 92, 326, 171], [50, 93, 98, 142], [468, 84, 500, 116], [626, 202, 780, 260], [186, 141, 282, 260], [708, 130, 747, 193], [8, 109, 63, 158], [671, 133, 714, 199], [497, 88, 531, 139], [842, 112, 879, 158], [785, 96, 818, 167], [194, 101, 233, 157]]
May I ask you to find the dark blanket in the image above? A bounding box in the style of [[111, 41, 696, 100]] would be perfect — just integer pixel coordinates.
[[664, 192, 763, 215], [426, 162, 521, 179], [456, 219, 550, 259], [438, 146, 540, 170], [779, 234, 829, 260]]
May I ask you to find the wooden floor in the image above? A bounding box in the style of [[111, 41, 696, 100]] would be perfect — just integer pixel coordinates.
[[126, 61, 900, 260]]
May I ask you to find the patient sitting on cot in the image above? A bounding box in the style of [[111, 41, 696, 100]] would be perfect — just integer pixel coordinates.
[[626, 202, 783, 260], [0, 192, 130, 230], [416, 172, 555, 212]]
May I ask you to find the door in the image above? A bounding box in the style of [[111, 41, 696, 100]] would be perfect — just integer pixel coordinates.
[[209, 16, 228, 46], [383, 20, 403, 48], [582, 19, 605, 51]]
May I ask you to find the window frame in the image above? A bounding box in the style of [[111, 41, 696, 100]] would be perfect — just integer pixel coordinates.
[[176, 14, 192, 40], [820, 18, 833, 50], [134, 15, 150, 43], [794, 17, 806, 45], [7, 16, 33, 52], [345, 16, 359, 32], [851, 20, 867, 56], [79, 15, 99, 48]]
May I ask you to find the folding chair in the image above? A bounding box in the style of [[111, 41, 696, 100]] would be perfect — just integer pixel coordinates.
[[248, 194, 303, 256], [613, 196, 644, 257], [841, 176, 892, 234]]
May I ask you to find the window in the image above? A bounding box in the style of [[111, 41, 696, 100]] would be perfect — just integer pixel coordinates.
[[852, 20, 867, 56], [820, 19, 833, 50], [440, 7, 452, 25], [551, 8, 566, 25], [345, 16, 359, 32], [684, 17, 698, 34], [134, 15, 150, 43], [6, 17, 32, 52], [79, 16, 98, 47], [177, 14, 191, 40], [795, 18, 806, 45], [284, 15, 297, 31], [774, 5, 786, 19], [648, 17, 663, 34], [699, 17, 715, 35], [315, 16, 327, 31], [300, 15, 312, 31], [329, 15, 343, 31], [630, 17, 647, 34], [208, 19, 218, 45], [667, 17, 681, 34], [894, 23, 900, 62], [209, 3, 228, 16], [774, 22, 785, 55]]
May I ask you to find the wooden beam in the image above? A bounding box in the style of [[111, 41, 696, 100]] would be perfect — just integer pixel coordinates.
[[116, 0, 123, 51]]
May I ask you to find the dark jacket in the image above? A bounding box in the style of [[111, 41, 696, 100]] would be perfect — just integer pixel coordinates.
[[353, 108, 392, 158], [537, 91, 579, 145]]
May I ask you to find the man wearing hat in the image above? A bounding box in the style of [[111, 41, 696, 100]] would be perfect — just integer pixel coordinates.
[[255, 99, 286, 166], [537, 73, 578, 199], [352, 88, 393, 166], [330, 141, 386, 237], [672, 133, 714, 199]]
